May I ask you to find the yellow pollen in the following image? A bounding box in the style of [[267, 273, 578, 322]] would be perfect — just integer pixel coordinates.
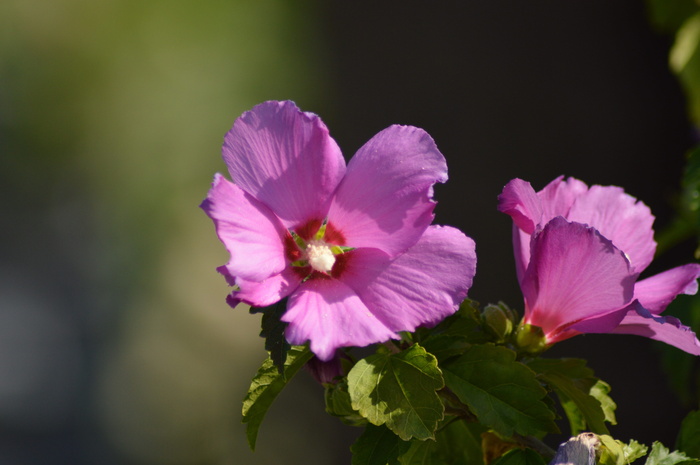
[[306, 240, 336, 273]]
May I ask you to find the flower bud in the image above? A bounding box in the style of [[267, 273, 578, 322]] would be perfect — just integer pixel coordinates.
[[482, 303, 515, 341], [514, 322, 548, 355]]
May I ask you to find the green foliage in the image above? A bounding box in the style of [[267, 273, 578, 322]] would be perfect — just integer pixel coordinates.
[[417, 300, 492, 362], [490, 448, 547, 465], [350, 425, 407, 465], [526, 358, 614, 435], [249, 298, 291, 373], [241, 346, 313, 450], [598, 435, 648, 465], [348, 344, 445, 441], [325, 379, 368, 426], [676, 410, 700, 459], [442, 344, 558, 437], [644, 442, 700, 465], [396, 419, 486, 465]]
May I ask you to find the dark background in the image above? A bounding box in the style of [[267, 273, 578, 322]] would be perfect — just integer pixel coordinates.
[[1, 1, 696, 463]]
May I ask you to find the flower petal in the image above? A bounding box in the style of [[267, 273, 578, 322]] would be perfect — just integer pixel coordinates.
[[634, 263, 700, 314], [327, 125, 447, 257], [222, 100, 346, 228], [537, 176, 588, 222], [567, 185, 656, 273], [498, 179, 542, 281], [612, 304, 700, 355], [200, 173, 289, 282], [222, 266, 302, 308], [521, 217, 637, 341], [347, 226, 477, 332], [282, 279, 398, 361]]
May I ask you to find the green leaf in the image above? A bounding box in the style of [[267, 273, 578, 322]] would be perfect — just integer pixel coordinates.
[[677, 410, 700, 459], [397, 419, 486, 465], [348, 344, 445, 441], [351, 424, 407, 465], [527, 358, 614, 435], [249, 297, 291, 373], [598, 435, 648, 465], [645, 442, 700, 465], [325, 379, 367, 427], [442, 344, 558, 437], [418, 300, 492, 361], [241, 346, 313, 450], [491, 448, 547, 465]]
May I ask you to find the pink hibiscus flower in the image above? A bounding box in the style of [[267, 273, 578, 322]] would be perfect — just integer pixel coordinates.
[[498, 176, 700, 355], [201, 101, 476, 360]]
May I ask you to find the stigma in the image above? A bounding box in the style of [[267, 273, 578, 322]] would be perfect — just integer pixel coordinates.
[[305, 240, 336, 273]]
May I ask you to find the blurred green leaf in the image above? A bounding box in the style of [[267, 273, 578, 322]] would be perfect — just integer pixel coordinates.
[[676, 410, 700, 458], [241, 346, 313, 450], [646, 0, 700, 33], [645, 442, 700, 465], [250, 297, 290, 373], [351, 424, 407, 465], [442, 345, 558, 438], [491, 448, 547, 465], [527, 358, 613, 435], [671, 13, 700, 126], [348, 344, 445, 441]]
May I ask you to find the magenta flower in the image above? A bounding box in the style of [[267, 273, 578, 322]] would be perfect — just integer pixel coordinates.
[[498, 176, 700, 355], [201, 101, 476, 360]]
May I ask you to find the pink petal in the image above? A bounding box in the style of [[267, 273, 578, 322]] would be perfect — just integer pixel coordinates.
[[222, 266, 303, 308], [346, 226, 477, 332], [498, 179, 542, 281], [200, 174, 290, 282], [537, 176, 588, 222], [282, 279, 398, 361], [222, 101, 346, 228], [612, 304, 700, 355], [634, 264, 700, 314], [567, 185, 656, 273], [327, 125, 447, 257], [521, 217, 637, 341]]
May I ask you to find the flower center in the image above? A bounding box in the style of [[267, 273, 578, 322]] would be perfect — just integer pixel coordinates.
[[305, 239, 336, 273]]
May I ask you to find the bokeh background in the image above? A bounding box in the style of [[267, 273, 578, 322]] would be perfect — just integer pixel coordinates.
[[2, 1, 700, 464]]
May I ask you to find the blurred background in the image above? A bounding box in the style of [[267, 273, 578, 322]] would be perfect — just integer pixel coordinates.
[[2, 0, 700, 463]]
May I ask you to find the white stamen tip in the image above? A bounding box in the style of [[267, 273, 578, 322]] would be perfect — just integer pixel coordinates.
[[306, 240, 336, 273]]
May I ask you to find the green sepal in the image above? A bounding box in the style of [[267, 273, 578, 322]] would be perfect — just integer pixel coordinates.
[[249, 297, 290, 373], [442, 344, 558, 438], [241, 346, 313, 450], [348, 343, 445, 441], [526, 358, 615, 435]]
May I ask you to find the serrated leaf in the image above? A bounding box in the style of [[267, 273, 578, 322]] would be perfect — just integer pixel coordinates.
[[241, 346, 313, 450], [677, 410, 700, 458], [491, 448, 547, 465], [348, 344, 445, 441], [645, 442, 700, 465], [442, 345, 558, 437], [249, 297, 290, 373], [351, 424, 407, 465], [527, 358, 613, 435], [598, 435, 648, 465], [325, 379, 367, 426]]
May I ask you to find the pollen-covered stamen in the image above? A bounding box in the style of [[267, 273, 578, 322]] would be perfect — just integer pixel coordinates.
[[305, 239, 336, 273]]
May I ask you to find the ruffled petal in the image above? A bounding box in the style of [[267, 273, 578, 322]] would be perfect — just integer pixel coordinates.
[[537, 176, 588, 222], [498, 179, 542, 280], [347, 226, 476, 331], [221, 266, 302, 308], [282, 279, 398, 361], [222, 100, 346, 228], [634, 263, 700, 314], [327, 125, 447, 257], [521, 217, 637, 340], [200, 174, 289, 282], [612, 304, 700, 355], [567, 185, 656, 273]]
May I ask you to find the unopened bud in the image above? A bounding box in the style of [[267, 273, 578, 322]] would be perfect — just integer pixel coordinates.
[[482, 303, 515, 341], [515, 322, 548, 355]]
